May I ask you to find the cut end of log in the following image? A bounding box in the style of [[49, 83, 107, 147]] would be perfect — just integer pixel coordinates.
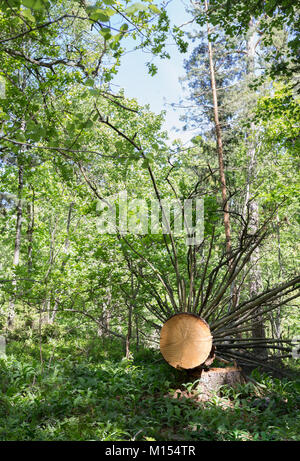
[[160, 313, 213, 370]]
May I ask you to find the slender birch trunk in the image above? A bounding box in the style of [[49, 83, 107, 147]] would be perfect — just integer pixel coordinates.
[[7, 47, 27, 329], [7, 163, 24, 329]]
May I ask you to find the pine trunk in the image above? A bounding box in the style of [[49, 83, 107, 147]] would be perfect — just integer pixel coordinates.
[[205, 0, 232, 259]]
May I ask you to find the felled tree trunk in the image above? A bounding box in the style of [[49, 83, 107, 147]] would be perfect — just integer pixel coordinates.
[[160, 313, 213, 369]]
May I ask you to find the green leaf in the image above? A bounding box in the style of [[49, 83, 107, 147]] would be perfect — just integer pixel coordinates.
[[89, 88, 101, 96], [27, 123, 46, 141], [100, 28, 112, 40], [142, 158, 149, 168], [15, 132, 26, 142], [21, 0, 46, 10], [125, 2, 148, 15], [21, 7, 36, 22], [120, 23, 129, 32], [89, 7, 115, 22], [115, 141, 123, 150], [147, 62, 157, 76], [90, 10, 110, 22], [85, 78, 95, 87], [104, 8, 116, 17], [149, 4, 160, 14], [85, 119, 94, 128]]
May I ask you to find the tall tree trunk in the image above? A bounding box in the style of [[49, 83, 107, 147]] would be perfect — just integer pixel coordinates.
[[98, 285, 112, 338], [245, 20, 267, 357], [26, 185, 34, 271], [249, 200, 266, 346], [61, 201, 74, 270], [13, 165, 24, 267], [7, 163, 24, 329], [205, 0, 232, 260], [7, 66, 27, 329], [47, 202, 74, 324], [42, 213, 58, 325], [135, 313, 140, 351], [204, 0, 238, 316], [50, 300, 58, 324], [270, 212, 282, 341], [125, 272, 134, 358], [124, 269, 140, 358], [126, 303, 132, 359]]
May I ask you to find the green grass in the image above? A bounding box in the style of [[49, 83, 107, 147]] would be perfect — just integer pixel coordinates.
[[0, 335, 299, 441]]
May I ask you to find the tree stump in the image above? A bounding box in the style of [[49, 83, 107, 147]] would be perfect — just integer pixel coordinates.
[[160, 313, 213, 369], [191, 366, 245, 394]]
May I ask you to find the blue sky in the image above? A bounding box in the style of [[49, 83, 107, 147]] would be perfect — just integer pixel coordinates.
[[112, 0, 195, 145]]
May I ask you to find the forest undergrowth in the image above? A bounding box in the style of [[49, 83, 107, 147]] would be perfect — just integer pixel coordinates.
[[0, 326, 299, 442]]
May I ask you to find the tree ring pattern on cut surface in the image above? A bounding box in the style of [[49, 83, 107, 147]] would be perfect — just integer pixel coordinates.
[[160, 313, 213, 369]]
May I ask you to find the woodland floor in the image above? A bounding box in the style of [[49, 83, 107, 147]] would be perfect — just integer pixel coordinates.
[[0, 331, 299, 442]]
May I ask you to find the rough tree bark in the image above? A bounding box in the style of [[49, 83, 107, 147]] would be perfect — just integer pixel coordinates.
[[204, 0, 240, 318], [245, 20, 267, 357], [270, 211, 283, 341], [249, 201, 267, 355], [205, 0, 232, 260]]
